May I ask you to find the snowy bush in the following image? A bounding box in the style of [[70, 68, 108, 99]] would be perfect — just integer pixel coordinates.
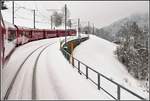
[[115, 22, 149, 83]]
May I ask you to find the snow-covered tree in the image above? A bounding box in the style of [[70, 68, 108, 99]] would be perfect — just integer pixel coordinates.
[[52, 11, 63, 27], [115, 22, 149, 82], [81, 26, 92, 34]]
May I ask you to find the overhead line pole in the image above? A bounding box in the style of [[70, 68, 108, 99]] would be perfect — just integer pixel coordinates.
[[64, 4, 67, 44], [78, 18, 80, 38], [88, 21, 90, 37], [12, 0, 14, 24], [70, 19, 72, 29], [93, 23, 94, 35], [0, 1, 2, 69], [51, 16, 52, 29], [33, 9, 35, 29]]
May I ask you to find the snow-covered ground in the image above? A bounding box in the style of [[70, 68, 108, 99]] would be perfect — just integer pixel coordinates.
[[2, 37, 114, 100], [73, 35, 149, 100], [2, 34, 148, 100]]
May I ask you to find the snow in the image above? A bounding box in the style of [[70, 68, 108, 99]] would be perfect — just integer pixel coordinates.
[[2, 39, 58, 99], [2, 34, 148, 100], [73, 35, 149, 100], [1, 1, 148, 99], [35, 40, 111, 100], [2, 37, 112, 100]]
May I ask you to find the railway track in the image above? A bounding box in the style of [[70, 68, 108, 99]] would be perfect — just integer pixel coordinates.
[[32, 42, 56, 99], [3, 42, 56, 100]]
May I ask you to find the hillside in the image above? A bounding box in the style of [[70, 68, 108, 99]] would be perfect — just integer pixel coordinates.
[[96, 13, 149, 42], [73, 35, 149, 100]]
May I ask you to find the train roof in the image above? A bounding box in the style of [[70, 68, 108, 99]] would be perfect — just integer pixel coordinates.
[[3, 21, 76, 31], [17, 25, 33, 31]]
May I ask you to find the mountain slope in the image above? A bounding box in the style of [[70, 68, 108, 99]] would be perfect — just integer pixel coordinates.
[[97, 13, 149, 42], [73, 35, 149, 100]]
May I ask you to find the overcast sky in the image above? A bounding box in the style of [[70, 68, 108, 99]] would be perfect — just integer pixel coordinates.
[[2, 1, 149, 29]]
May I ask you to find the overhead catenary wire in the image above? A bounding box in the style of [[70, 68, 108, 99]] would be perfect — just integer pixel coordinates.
[[2, 2, 82, 29], [5, 2, 60, 21], [13, 3, 52, 26], [15, 2, 52, 22]]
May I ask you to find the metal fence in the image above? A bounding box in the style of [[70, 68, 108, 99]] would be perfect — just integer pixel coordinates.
[[60, 39, 146, 100]]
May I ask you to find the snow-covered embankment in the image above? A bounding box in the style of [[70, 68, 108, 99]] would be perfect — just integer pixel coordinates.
[[73, 35, 149, 100]]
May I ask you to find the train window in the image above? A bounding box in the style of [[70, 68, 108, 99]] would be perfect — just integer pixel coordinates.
[[23, 32, 26, 36], [24, 32, 27, 37], [20, 31, 24, 36], [24, 31, 31, 38], [8, 30, 16, 41]]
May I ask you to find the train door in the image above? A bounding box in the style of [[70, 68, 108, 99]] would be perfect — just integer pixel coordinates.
[[0, 17, 5, 68], [0, 21, 4, 68], [7, 29, 17, 43], [43, 30, 46, 39], [14, 25, 23, 46]]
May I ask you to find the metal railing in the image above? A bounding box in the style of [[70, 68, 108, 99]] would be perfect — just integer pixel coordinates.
[[60, 40, 146, 100]]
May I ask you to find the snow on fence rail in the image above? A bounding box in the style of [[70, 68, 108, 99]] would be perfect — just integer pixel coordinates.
[[60, 37, 146, 100]]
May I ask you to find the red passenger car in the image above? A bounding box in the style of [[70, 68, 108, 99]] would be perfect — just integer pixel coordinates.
[[44, 29, 57, 38], [30, 29, 44, 41], [57, 30, 66, 37], [1, 21, 77, 67]]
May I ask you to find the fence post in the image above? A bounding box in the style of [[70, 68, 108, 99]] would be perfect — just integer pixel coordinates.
[[72, 57, 74, 67], [78, 61, 81, 74], [65, 51, 68, 60], [64, 46, 67, 59], [98, 73, 100, 90], [117, 85, 120, 100], [86, 66, 88, 79], [68, 53, 71, 64]]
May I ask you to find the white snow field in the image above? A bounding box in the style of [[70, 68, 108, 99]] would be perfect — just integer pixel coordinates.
[[2, 37, 113, 100], [73, 35, 149, 100]]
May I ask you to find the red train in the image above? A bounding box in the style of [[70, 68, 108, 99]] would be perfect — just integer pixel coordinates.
[[6, 23, 76, 46], [0, 21, 76, 67]]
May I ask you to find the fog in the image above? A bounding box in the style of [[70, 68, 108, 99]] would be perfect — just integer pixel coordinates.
[[2, 1, 149, 28]]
